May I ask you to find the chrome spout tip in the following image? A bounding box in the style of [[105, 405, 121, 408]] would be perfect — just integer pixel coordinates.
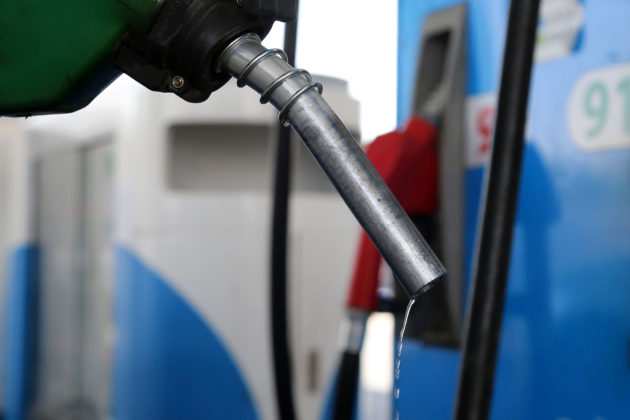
[[408, 272, 447, 299]]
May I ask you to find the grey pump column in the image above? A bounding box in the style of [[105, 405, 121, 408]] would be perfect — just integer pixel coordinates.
[[217, 34, 446, 297]]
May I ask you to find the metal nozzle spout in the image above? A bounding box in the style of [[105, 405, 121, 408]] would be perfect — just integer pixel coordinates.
[[217, 34, 446, 297]]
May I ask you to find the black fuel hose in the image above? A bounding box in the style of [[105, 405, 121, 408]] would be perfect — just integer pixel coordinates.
[[270, 11, 299, 420], [332, 351, 361, 420], [452, 1, 540, 419]]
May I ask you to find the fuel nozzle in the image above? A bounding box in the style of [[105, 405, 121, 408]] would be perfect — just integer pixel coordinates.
[[217, 34, 446, 298]]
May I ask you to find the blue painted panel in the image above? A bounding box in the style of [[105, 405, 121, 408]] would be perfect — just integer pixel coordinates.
[[113, 247, 259, 420], [3, 245, 39, 420], [398, 1, 630, 419]]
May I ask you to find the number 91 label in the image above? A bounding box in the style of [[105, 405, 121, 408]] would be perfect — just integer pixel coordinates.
[[568, 62, 630, 151]]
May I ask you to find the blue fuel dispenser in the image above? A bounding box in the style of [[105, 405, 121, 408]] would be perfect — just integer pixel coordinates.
[[396, 1, 630, 419]]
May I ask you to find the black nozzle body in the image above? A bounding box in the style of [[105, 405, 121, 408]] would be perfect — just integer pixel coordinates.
[[114, 0, 297, 102]]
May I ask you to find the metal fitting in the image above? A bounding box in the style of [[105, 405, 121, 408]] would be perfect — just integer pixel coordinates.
[[170, 75, 185, 90]]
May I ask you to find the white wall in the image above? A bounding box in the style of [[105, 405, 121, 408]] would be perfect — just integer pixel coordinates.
[[263, 0, 399, 142]]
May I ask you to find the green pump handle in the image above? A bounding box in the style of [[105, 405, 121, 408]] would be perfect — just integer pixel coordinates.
[[0, 0, 296, 116]]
